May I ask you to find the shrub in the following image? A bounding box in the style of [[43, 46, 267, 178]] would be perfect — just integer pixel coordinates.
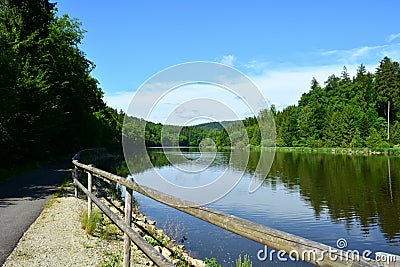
[[204, 257, 221, 267], [80, 210, 102, 235]]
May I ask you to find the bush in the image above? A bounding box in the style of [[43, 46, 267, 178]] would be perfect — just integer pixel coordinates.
[[204, 257, 221, 267]]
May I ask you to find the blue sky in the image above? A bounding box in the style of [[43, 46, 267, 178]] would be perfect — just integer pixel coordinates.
[[56, 1, 400, 119]]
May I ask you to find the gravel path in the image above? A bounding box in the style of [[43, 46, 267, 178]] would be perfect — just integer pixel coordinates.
[[3, 191, 150, 267]]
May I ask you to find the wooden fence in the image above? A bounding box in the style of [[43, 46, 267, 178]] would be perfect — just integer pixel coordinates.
[[72, 154, 380, 267]]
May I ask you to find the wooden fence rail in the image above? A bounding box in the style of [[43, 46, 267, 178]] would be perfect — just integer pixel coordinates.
[[72, 157, 379, 267]]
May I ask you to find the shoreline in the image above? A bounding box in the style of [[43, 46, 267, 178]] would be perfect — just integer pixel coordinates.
[[274, 146, 400, 155]]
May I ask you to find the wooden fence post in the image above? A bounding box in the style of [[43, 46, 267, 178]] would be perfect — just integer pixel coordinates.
[[124, 177, 133, 267], [74, 166, 78, 198], [87, 171, 92, 217]]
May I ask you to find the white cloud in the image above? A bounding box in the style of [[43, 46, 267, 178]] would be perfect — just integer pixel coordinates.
[[219, 55, 236, 66], [319, 44, 391, 65], [386, 33, 400, 43]]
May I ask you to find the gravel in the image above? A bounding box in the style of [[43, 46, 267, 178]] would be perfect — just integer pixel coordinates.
[[3, 189, 150, 267]]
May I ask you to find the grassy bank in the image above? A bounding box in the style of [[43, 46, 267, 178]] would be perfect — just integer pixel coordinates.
[[274, 146, 400, 155]]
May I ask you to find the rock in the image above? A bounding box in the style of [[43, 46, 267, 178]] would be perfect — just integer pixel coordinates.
[[147, 225, 156, 232], [191, 259, 205, 267], [156, 229, 164, 236], [148, 219, 156, 225], [133, 226, 143, 235], [161, 247, 172, 258], [136, 215, 147, 222], [136, 221, 147, 229]]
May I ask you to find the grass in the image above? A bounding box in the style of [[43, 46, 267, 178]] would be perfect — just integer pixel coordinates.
[[82, 243, 93, 249], [44, 194, 61, 209], [79, 208, 122, 240], [144, 235, 159, 246], [162, 216, 185, 244], [236, 254, 252, 267], [79, 210, 103, 235], [100, 223, 121, 240], [99, 251, 121, 267]]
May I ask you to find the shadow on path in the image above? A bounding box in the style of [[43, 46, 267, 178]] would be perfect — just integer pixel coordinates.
[[0, 160, 70, 265]]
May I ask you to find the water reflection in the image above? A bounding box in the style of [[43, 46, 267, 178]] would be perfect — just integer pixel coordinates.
[[263, 152, 399, 242], [117, 149, 400, 265], [119, 149, 400, 242]]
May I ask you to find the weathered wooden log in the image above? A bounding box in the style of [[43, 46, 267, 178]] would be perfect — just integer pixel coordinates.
[[73, 166, 78, 198], [87, 171, 92, 218], [124, 177, 133, 267]]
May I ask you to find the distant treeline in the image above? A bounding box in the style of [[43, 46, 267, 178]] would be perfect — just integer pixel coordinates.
[[275, 57, 400, 148], [123, 110, 275, 150]]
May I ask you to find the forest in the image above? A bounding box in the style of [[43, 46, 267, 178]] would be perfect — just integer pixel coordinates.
[[2, 0, 400, 170], [124, 57, 400, 151], [0, 0, 123, 167], [274, 57, 400, 148], [191, 56, 400, 150]]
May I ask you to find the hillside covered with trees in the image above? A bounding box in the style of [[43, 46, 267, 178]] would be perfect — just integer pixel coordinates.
[[275, 57, 400, 148], [183, 56, 400, 150], [0, 0, 123, 166]]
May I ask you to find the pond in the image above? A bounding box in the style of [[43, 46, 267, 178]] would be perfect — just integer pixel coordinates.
[[123, 148, 400, 266]]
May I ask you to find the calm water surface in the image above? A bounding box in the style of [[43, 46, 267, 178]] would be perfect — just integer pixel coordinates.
[[124, 149, 400, 266]]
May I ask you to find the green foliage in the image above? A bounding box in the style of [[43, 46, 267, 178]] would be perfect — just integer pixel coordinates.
[[204, 257, 222, 267], [99, 252, 121, 267], [79, 210, 102, 235], [144, 235, 160, 246], [0, 0, 122, 167], [236, 254, 252, 267], [275, 58, 400, 149]]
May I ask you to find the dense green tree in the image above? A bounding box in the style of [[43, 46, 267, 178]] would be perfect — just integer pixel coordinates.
[[0, 0, 122, 166], [376, 57, 400, 121], [274, 57, 400, 149]]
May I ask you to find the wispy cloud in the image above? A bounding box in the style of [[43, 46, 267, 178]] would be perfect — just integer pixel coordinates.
[[242, 59, 271, 74], [319, 44, 392, 65], [386, 33, 400, 43], [219, 55, 236, 66]]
